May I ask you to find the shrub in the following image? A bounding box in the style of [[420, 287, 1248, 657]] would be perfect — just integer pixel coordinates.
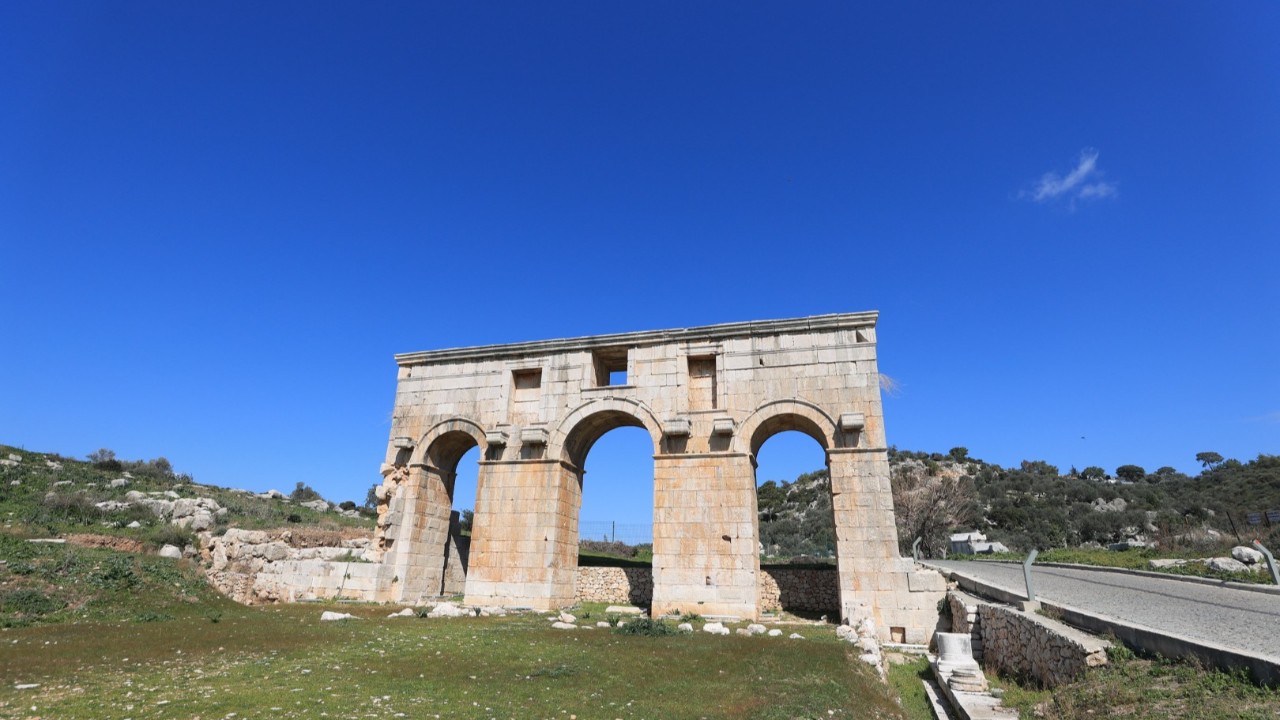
[[612, 618, 678, 636], [147, 523, 196, 550], [0, 589, 64, 617]]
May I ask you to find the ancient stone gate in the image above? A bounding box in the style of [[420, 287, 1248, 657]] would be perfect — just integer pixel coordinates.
[[371, 312, 943, 642]]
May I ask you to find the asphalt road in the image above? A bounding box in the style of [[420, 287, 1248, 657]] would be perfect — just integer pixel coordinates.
[[928, 560, 1280, 660]]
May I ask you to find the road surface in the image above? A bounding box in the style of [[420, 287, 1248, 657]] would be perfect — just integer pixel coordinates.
[[928, 560, 1280, 661]]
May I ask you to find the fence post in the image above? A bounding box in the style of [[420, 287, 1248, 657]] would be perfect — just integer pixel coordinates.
[[1022, 549, 1040, 607], [1253, 540, 1280, 586]]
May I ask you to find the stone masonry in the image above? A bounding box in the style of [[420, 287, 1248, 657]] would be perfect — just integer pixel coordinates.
[[369, 313, 944, 642]]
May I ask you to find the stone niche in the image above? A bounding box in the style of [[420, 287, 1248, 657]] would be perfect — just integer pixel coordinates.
[[369, 312, 944, 643]]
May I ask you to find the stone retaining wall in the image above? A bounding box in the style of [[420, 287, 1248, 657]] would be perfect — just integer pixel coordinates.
[[948, 590, 1108, 688], [574, 566, 654, 605], [573, 566, 839, 614]]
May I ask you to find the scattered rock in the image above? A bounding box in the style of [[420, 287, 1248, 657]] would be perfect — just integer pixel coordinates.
[[604, 605, 644, 615], [558, 612, 576, 624], [702, 622, 730, 635], [126, 520, 143, 529], [746, 623, 766, 635], [388, 608, 416, 618], [1205, 557, 1251, 574], [110, 478, 130, 488], [1232, 546, 1265, 565], [1149, 559, 1188, 569], [551, 621, 577, 630], [428, 602, 468, 618], [789, 633, 805, 640], [14, 683, 39, 690], [596, 621, 610, 628], [158, 544, 183, 559], [301, 499, 331, 512], [677, 623, 693, 633], [6, 453, 21, 462], [767, 629, 783, 637], [320, 611, 357, 621]]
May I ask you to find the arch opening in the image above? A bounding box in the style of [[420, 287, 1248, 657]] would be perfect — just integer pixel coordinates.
[[421, 429, 483, 597], [561, 409, 654, 471], [560, 409, 658, 608]]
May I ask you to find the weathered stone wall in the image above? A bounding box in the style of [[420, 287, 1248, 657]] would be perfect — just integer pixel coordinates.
[[370, 313, 946, 641], [948, 590, 1108, 688], [202, 528, 379, 605]]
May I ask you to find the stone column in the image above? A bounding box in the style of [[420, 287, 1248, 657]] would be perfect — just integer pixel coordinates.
[[385, 463, 453, 603], [464, 459, 580, 610], [651, 453, 760, 619], [829, 447, 944, 644]]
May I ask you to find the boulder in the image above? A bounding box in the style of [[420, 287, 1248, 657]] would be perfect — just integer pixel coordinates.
[[320, 611, 357, 621], [388, 608, 416, 618], [596, 621, 611, 628], [1149, 559, 1188, 569], [428, 602, 468, 618], [301, 499, 331, 512], [746, 623, 766, 635], [1232, 546, 1265, 565], [558, 612, 576, 624], [126, 520, 143, 529], [702, 622, 729, 636], [551, 621, 577, 630], [604, 605, 644, 615], [6, 453, 20, 462], [767, 629, 783, 637], [1205, 557, 1251, 574], [158, 544, 183, 559], [677, 623, 693, 633], [110, 478, 130, 488]]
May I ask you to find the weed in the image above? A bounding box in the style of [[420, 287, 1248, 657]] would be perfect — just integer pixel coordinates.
[[612, 617, 678, 636]]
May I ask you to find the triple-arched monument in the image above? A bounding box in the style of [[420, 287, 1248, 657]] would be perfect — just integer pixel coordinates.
[[370, 312, 943, 643]]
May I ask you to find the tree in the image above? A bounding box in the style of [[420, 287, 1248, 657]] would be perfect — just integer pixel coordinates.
[[1115, 465, 1146, 483], [1020, 460, 1059, 477], [459, 509, 474, 535], [87, 448, 116, 463], [1195, 452, 1224, 470], [363, 484, 379, 511], [1081, 466, 1107, 481], [290, 482, 322, 503], [948, 447, 970, 461]]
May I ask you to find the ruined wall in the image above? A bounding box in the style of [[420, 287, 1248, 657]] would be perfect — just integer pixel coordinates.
[[372, 313, 945, 640]]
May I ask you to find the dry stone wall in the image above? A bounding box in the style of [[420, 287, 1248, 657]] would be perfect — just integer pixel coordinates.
[[947, 590, 1109, 688], [574, 566, 839, 614]]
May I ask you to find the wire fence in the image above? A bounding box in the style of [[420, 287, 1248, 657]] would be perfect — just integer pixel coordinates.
[[579, 520, 652, 545]]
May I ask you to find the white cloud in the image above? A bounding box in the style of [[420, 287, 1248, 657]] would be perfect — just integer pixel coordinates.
[[1023, 148, 1117, 206]]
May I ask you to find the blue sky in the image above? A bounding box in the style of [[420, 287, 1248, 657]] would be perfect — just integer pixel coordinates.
[[2, 3, 1277, 527]]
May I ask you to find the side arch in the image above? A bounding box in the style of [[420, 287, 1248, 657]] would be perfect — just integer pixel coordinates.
[[551, 397, 664, 470], [736, 398, 839, 458], [413, 417, 489, 473]]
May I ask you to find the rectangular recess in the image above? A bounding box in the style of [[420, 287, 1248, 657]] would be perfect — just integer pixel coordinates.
[[509, 368, 543, 423], [687, 355, 717, 410], [592, 347, 630, 386]]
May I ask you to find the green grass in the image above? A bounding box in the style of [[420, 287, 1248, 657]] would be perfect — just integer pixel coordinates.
[[989, 645, 1280, 719], [0, 603, 906, 719], [884, 656, 933, 720]]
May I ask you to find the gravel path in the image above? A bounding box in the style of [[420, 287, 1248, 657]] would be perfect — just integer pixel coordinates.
[[929, 560, 1280, 660]]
